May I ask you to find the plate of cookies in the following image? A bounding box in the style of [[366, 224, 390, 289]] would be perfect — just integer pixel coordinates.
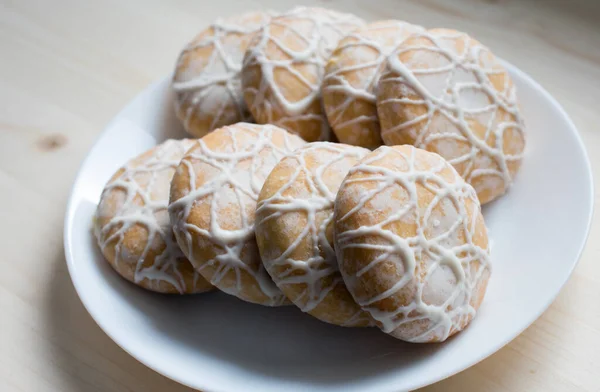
[[64, 6, 593, 392]]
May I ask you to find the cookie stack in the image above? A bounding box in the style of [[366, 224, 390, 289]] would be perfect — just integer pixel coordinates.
[[94, 6, 526, 343]]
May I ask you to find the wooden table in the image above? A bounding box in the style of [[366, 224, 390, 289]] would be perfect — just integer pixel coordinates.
[[2, 0, 599, 391]]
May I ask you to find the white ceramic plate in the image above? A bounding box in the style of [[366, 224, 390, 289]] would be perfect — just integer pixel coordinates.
[[64, 62, 593, 392]]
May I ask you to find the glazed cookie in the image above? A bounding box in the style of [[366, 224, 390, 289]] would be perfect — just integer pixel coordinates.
[[323, 20, 423, 149], [242, 6, 364, 142], [172, 11, 272, 138], [334, 145, 491, 342], [94, 139, 213, 294], [256, 142, 373, 327], [377, 28, 526, 204], [169, 123, 306, 306]]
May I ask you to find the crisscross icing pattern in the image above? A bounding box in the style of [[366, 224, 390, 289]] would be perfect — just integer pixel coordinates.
[[242, 6, 364, 142], [377, 28, 525, 204], [173, 12, 272, 136], [95, 139, 208, 294], [323, 20, 423, 148], [256, 142, 372, 326], [169, 123, 305, 305], [334, 145, 491, 342]]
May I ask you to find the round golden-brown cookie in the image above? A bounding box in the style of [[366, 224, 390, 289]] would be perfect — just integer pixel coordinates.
[[169, 123, 306, 306], [242, 6, 364, 142], [94, 139, 213, 294], [322, 20, 423, 149], [256, 142, 373, 326], [172, 11, 272, 138], [334, 145, 491, 342], [377, 28, 526, 204]]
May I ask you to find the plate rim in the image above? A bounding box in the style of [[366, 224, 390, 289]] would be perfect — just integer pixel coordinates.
[[63, 60, 594, 392]]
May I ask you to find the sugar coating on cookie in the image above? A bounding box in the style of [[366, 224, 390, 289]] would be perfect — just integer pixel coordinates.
[[377, 28, 525, 204], [169, 123, 306, 306], [256, 142, 373, 326], [323, 20, 423, 149], [173, 11, 273, 138], [334, 145, 491, 342], [94, 139, 213, 294], [242, 6, 364, 142]]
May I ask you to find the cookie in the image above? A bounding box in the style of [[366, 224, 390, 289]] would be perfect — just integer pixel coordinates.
[[173, 12, 272, 137], [334, 145, 491, 342], [377, 28, 526, 204], [242, 6, 364, 142], [256, 142, 373, 326], [169, 122, 306, 305], [94, 139, 213, 294], [323, 20, 423, 149]]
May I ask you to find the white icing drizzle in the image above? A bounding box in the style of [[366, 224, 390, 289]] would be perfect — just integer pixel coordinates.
[[378, 29, 525, 203], [173, 12, 273, 135], [322, 20, 423, 147], [255, 142, 372, 325], [242, 6, 364, 141], [94, 139, 206, 294], [169, 123, 306, 305], [334, 145, 491, 342]]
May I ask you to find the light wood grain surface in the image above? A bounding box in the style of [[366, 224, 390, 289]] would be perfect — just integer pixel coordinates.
[[1, 0, 599, 391]]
